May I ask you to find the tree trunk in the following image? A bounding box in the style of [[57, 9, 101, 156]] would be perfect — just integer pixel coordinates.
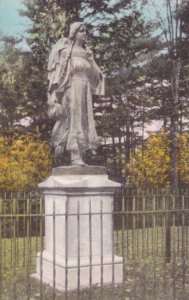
[[166, 58, 181, 263], [169, 58, 181, 190], [125, 121, 131, 163]]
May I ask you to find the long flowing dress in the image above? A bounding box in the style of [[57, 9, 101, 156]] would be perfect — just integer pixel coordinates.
[[47, 38, 104, 156]]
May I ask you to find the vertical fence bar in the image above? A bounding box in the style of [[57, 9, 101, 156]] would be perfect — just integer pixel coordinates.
[[112, 199, 115, 292], [0, 198, 2, 297], [147, 195, 150, 257], [77, 201, 80, 299], [65, 200, 68, 299], [52, 201, 56, 300], [9, 193, 13, 268], [186, 195, 189, 259], [17, 195, 21, 268], [182, 195, 186, 290], [12, 194, 17, 299], [135, 196, 138, 258], [15, 195, 18, 268], [115, 201, 119, 254], [2, 195, 5, 268], [162, 194, 167, 294], [176, 214, 179, 255], [166, 194, 171, 262], [132, 193, 137, 300], [10, 194, 13, 270], [100, 200, 104, 298], [152, 195, 157, 298], [156, 196, 159, 256], [172, 195, 176, 300], [132, 197, 136, 259], [162, 195, 166, 257], [23, 194, 26, 259], [121, 194, 125, 280], [126, 194, 129, 259], [34, 193, 39, 260], [39, 195, 44, 299], [142, 196, 146, 259], [26, 196, 31, 299], [89, 200, 92, 296], [23, 198, 26, 269], [152, 196, 156, 257]]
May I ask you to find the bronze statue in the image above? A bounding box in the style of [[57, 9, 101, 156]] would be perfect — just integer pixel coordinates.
[[47, 22, 104, 165]]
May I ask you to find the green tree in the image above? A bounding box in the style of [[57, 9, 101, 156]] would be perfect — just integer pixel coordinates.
[[21, 0, 66, 65], [0, 36, 51, 139], [0, 37, 25, 128]]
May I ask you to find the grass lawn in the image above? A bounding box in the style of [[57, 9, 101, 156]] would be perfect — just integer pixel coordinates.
[[1, 227, 189, 299]]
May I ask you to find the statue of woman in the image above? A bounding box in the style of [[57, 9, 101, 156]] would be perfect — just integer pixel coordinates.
[[47, 22, 104, 165]]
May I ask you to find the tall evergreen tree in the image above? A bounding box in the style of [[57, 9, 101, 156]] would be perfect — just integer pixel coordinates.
[[0, 37, 26, 129]]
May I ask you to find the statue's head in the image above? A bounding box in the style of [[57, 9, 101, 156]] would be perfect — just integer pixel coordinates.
[[69, 22, 87, 44]]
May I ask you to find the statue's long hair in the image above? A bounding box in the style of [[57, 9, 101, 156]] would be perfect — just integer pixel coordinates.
[[65, 22, 85, 69], [56, 22, 85, 93]]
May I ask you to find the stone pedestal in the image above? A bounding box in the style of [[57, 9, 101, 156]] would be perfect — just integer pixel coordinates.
[[33, 166, 123, 291]]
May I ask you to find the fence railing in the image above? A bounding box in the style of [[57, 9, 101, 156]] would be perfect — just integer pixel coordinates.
[[0, 190, 189, 299], [115, 189, 189, 260]]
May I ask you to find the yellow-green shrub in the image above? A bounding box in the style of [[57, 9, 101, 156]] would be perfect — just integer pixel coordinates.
[[126, 131, 189, 189], [0, 134, 52, 191]]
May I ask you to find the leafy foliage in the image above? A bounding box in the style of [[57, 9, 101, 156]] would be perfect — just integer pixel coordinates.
[[0, 38, 25, 127], [21, 0, 66, 65], [126, 131, 189, 188], [0, 35, 53, 139], [178, 133, 189, 184], [0, 134, 52, 191]]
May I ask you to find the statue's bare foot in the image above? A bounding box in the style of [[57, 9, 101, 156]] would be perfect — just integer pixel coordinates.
[[71, 149, 86, 166], [71, 158, 85, 166]]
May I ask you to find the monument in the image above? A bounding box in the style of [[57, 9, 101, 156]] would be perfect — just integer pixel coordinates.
[[33, 22, 123, 290]]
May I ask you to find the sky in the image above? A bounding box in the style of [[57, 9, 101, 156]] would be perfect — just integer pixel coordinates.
[[0, 0, 30, 37], [0, 0, 168, 54], [0, 0, 167, 38]]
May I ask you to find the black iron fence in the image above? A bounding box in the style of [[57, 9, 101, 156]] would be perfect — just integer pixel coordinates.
[[0, 190, 189, 299]]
